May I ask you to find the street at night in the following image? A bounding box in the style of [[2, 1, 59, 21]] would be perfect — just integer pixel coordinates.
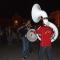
[[0, 42, 60, 60], [0, 0, 60, 60]]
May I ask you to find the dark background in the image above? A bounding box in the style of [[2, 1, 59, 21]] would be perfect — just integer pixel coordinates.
[[0, 1, 60, 60], [0, 0, 60, 19]]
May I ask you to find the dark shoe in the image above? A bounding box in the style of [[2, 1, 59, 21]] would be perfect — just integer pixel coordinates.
[[21, 57, 26, 60], [23, 56, 27, 60], [22, 58, 26, 60]]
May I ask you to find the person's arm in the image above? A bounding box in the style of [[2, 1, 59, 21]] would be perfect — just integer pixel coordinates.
[[17, 25, 26, 32], [36, 26, 42, 41], [36, 34, 41, 41]]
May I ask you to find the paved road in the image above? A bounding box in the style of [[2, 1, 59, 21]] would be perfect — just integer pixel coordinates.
[[0, 44, 60, 60]]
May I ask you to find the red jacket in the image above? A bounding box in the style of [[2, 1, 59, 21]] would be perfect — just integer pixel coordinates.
[[36, 25, 54, 47]]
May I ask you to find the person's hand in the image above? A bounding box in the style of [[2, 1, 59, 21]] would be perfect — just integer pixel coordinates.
[[51, 39, 55, 42], [25, 34, 27, 37], [36, 34, 41, 41]]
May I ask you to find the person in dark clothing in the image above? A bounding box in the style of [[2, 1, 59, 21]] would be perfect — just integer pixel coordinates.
[[17, 20, 32, 59]]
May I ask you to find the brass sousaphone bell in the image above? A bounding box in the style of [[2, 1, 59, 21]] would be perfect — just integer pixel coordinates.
[[26, 29, 38, 42], [31, 3, 48, 23]]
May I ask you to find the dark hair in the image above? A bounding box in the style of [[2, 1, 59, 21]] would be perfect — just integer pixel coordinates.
[[38, 20, 44, 26]]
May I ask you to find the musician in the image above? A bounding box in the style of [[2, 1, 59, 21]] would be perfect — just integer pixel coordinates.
[[17, 20, 32, 59], [31, 3, 58, 60], [35, 17, 54, 60]]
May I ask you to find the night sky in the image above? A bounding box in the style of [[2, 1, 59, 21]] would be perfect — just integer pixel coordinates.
[[0, 0, 60, 19]]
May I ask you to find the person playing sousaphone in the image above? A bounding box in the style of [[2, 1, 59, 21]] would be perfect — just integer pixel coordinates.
[[31, 3, 58, 60]]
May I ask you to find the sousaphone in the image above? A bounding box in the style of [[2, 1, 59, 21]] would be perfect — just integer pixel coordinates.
[[31, 3, 48, 23], [26, 29, 38, 42]]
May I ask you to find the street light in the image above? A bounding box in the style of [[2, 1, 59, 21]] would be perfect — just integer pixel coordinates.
[[14, 20, 18, 24]]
